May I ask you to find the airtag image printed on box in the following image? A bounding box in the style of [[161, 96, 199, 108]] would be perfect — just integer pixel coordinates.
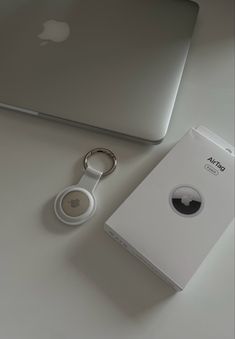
[[170, 186, 203, 217]]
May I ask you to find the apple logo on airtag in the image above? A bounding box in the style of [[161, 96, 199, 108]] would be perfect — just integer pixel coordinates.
[[38, 19, 70, 46], [170, 186, 203, 216], [61, 190, 90, 218]]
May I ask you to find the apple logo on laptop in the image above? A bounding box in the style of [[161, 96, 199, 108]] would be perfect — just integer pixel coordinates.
[[38, 19, 70, 46]]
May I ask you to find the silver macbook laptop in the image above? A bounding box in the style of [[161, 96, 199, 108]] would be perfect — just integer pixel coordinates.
[[0, 0, 199, 143]]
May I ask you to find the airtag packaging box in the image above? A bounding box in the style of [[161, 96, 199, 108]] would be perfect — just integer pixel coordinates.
[[104, 126, 234, 291]]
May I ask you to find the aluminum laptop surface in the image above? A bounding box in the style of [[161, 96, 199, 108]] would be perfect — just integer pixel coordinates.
[[0, 0, 199, 143]]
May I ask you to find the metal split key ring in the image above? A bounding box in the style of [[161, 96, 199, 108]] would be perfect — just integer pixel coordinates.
[[83, 148, 117, 177], [54, 148, 117, 226]]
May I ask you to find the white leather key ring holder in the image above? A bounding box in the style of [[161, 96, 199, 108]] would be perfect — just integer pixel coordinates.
[[54, 148, 117, 226]]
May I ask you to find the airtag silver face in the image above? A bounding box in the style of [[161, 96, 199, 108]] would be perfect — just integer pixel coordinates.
[[170, 186, 203, 216], [54, 187, 95, 226], [61, 190, 90, 217]]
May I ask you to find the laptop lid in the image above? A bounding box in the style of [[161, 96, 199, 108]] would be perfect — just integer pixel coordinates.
[[0, 0, 199, 143]]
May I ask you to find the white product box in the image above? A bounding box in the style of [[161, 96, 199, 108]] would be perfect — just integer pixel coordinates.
[[105, 127, 234, 291]]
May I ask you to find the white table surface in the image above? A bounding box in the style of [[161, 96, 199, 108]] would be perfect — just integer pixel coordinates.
[[0, 0, 234, 338]]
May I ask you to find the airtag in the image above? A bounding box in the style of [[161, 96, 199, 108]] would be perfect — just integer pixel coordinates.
[[54, 148, 117, 226], [62, 190, 91, 217], [170, 186, 203, 216]]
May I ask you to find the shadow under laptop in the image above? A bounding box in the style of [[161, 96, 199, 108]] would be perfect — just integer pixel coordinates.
[[66, 223, 175, 317]]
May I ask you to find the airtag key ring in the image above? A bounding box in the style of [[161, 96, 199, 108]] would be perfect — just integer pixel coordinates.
[[83, 148, 117, 176], [54, 148, 117, 226]]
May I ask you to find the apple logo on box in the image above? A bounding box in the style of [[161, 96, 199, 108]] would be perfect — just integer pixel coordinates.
[[38, 19, 70, 45]]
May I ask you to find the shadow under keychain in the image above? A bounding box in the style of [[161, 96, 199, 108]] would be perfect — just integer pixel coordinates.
[[54, 148, 117, 226]]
